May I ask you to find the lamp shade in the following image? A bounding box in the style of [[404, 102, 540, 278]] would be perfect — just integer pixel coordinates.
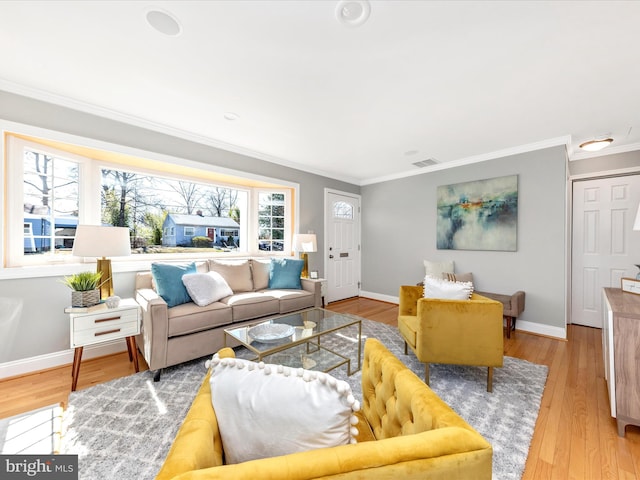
[[294, 234, 317, 253], [634, 204, 640, 231], [72, 225, 131, 258]]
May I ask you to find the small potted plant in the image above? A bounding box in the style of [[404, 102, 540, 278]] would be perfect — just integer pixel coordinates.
[[61, 271, 103, 307]]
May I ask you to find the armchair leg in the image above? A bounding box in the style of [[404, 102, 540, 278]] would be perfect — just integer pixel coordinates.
[[424, 363, 430, 386], [487, 367, 493, 393], [404, 341, 408, 355]]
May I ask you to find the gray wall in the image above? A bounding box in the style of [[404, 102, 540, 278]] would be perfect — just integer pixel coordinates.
[[361, 146, 568, 332], [0, 90, 358, 363], [568, 150, 640, 177]]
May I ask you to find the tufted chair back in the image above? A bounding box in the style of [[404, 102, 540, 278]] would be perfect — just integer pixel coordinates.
[[360, 338, 480, 441]]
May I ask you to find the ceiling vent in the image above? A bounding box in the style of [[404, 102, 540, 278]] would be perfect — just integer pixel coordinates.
[[412, 158, 438, 168]]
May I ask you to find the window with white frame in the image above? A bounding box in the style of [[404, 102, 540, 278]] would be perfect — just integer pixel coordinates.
[[257, 192, 287, 252], [4, 133, 295, 267]]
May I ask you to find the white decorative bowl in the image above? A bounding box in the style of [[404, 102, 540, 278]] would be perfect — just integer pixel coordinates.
[[248, 323, 295, 343], [105, 295, 121, 309]]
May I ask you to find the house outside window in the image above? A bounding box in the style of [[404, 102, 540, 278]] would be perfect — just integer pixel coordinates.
[[4, 132, 296, 267]]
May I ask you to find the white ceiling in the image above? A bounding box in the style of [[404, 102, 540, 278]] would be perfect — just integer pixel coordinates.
[[1, 0, 640, 185]]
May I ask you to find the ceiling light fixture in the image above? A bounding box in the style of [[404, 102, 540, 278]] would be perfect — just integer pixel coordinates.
[[145, 8, 182, 36], [335, 0, 371, 27], [579, 137, 614, 152], [223, 112, 239, 121]]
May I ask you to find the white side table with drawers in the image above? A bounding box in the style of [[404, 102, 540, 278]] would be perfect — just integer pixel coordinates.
[[68, 298, 140, 391]]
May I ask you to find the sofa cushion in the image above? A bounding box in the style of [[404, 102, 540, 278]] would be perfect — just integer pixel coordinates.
[[208, 356, 359, 464], [220, 292, 280, 322], [423, 275, 473, 300], [151, 262, 197, 307], [250, 258, 271, 291], [167, 301, 232, 337], [182, 271, 234, 307], [269, 258, 304, 289], [209, 259, 253, 292], [263, 289, 315, 313]]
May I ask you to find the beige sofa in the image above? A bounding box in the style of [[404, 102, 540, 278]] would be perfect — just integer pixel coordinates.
[[135, 258, 322, 380]]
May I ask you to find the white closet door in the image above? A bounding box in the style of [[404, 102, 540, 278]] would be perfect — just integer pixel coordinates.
[[571, 175, 640, 327]]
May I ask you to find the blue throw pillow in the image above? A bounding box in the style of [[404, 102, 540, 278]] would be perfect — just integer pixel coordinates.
[[151, 262, 197, 307], [269, 258, 304, 289]]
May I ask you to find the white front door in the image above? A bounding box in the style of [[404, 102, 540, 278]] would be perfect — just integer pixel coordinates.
[[571, 175, 640, 327], [325, 190, 361, 303]]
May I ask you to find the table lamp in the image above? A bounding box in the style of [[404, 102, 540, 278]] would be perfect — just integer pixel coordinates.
[[294, 233, 317, 279], [72, 225, 132, 299]]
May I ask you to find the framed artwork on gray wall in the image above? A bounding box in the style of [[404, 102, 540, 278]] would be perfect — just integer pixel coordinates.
[[437, 174, 518, 251]]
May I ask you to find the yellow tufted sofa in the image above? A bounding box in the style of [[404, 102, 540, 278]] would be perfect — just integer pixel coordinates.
[[155, 338, 492, 480], [398, 285, 504, 392]]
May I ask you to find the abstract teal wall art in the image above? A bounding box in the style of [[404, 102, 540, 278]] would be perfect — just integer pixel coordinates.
[[437, 175, 518, 251]]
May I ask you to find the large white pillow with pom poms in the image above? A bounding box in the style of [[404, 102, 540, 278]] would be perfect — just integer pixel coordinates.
[[207, 355, 359, 464], [423, 274, 474, 300]]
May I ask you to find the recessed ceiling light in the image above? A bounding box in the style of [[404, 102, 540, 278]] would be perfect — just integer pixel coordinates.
[[579, 138, 614, 152], [335, 0, 371, 27], [145, 8, 182, 36], [223, 112, 239, 121]]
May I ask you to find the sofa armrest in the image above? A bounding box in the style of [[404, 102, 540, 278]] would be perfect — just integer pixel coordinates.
[[135, 288, 170, 371], [171, 427, 492, 480], [300, 278, 322, 308], [509, 290, 525, 317]]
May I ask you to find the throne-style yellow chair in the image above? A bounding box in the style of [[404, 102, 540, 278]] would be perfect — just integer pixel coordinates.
[[398, 285, 504, 392], [156, 338, 493, 479]]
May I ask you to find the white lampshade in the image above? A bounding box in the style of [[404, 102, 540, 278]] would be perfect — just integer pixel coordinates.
[[72, 225, 132, 258], [294, 234, 317, 253], [634, 204, 640, 231], [73, 225, 131, 300]]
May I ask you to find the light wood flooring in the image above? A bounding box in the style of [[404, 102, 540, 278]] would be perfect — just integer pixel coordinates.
[[1, 297, 638, 478]]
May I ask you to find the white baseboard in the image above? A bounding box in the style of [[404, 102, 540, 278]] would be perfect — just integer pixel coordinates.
[[359, 290, 399, 304], [515, 319, 567, 340], [359, 290, 567, 340], [0, 339, 128, 380]]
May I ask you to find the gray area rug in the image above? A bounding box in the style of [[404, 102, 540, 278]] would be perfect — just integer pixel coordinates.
[[62, 318, 548, 480]]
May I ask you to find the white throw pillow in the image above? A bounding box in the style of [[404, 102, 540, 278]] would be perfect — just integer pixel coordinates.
[[423, 274, 474, 300], [209, 356, 359, 464], [423, 260, 454, 279], [181, 271, 233, 306]]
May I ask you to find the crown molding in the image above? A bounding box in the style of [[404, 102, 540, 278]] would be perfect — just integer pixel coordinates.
[[360, 136, 571, 186]]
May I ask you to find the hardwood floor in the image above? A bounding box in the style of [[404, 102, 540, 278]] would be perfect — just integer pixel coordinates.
[[1, 297, 638, 478]]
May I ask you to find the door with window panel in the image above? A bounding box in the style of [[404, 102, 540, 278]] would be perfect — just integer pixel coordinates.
[[325, 191, 361, 303]]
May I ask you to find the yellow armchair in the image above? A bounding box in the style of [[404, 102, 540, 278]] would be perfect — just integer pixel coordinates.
[[398, 285, 504, 392], [156, 338, 493, 479]]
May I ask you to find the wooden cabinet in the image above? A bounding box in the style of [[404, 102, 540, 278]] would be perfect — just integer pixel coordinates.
[[602, 288, 640, 436]]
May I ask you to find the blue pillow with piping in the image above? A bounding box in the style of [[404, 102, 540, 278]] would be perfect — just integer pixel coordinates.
[[151, 262, 197, 307], [269, 258, 304, 289]]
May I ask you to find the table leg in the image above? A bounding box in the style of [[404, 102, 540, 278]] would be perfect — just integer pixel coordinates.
[[71, 346, 83, 392], [126, 336, 140, 372]]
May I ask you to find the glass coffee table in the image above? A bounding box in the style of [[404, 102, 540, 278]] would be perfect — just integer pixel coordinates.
[[224, 308, 362, 375]]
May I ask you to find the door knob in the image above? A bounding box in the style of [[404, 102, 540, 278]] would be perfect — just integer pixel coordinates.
[[329, 255, 334, 259]]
